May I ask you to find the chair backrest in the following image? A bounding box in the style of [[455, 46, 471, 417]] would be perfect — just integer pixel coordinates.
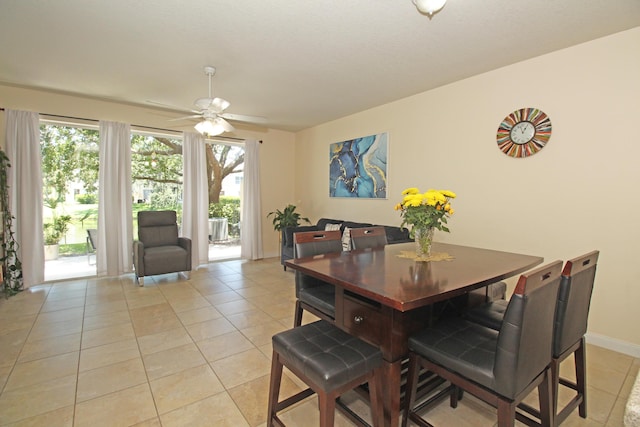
[[350, 226, 388, 250], [137, 210, 179, 248], [293, 230, 343, 259], [553, 250, 599, 357], [293, 230, 343, 295], [494, 260, 563, 398]]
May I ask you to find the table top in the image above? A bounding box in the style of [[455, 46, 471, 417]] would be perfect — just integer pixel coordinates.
[[285, 242, 543, 311]]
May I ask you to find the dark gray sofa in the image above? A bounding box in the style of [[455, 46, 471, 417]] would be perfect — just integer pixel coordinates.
[[280, 217, 412, 270]]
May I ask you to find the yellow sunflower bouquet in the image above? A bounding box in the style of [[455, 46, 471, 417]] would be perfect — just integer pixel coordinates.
[[395, 188, 456, 238]]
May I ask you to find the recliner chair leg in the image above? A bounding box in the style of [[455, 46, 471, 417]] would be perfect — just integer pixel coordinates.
[[137, 276, 144, 287], [182, 271, 191, 280]]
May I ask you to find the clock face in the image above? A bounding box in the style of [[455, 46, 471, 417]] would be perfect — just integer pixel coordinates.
[[497, 108, 552, 158], [510, 121, 535, 144]]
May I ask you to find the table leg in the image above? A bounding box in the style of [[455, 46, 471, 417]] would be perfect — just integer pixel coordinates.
[[381, 359, 402, 427]]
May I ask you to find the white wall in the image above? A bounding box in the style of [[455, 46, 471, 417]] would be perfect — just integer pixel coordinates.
[[294, 28, 640, 354], [0, 84, 297, 261]]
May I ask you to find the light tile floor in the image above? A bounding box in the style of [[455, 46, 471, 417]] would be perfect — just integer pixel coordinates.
[[0, 257, 637, 426]]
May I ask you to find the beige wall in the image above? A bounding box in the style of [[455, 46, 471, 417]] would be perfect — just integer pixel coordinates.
[[1, 27, 638, 354], [0, 84, 297, 260], [294, 27, 640, 354]]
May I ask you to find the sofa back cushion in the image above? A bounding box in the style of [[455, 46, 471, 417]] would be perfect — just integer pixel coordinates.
[[383, 225, 411, 243], [316, 218, 343, 231]]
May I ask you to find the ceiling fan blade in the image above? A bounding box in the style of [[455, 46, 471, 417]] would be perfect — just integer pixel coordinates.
[[146, 100, 197, 114], [168, 114, 202, 122], [216, 117, 235, 133], [209, 97, 231, 113], [220, 113, 268, 124]]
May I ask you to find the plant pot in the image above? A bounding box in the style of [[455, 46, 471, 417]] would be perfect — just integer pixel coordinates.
[[44, 244, 59, 261]]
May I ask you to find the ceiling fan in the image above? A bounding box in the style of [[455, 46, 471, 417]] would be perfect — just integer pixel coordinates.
[[150, 66, 266, 136]]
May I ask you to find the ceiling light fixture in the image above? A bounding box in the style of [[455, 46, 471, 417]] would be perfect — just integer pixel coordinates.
[[412, 0, 447, 18], [195, 119, 223, 136], [194, 116, 233, 137]]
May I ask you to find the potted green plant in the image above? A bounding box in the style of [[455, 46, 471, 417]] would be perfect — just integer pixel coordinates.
[[43, 214, 72, 260], [0, 149, 23, 296], [267, 204, 311, 232]]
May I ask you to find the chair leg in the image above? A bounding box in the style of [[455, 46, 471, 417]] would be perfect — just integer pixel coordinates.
[[496, 398, 517, 427], [293, 300, 304, 327], [401, 353, 421, 427], [368, 367, 384, 427], [550, 357, 560, 421], [318, 391, 335, 427], [267, 351, 284, 427], [137, 276, 144, 287], [181, 271, 191, 280], [450, 385, 459, 408], [575, 337, 587, 418], [537, 368, 553, 427]]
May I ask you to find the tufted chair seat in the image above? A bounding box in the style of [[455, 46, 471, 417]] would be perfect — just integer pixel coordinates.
[[267, 320, 384, 427]]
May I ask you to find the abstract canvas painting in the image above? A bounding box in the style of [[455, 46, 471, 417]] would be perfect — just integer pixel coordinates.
[[329, 132, 388, 198]]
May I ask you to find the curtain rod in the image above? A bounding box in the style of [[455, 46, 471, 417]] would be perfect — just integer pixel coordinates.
[[0, 108, 260, 143]]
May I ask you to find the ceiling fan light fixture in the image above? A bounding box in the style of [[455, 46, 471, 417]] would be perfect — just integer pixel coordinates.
[[195, 119, 225, 136], [412, 0, 446, 17]]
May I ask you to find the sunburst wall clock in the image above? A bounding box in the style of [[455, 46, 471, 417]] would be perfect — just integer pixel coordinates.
[[496, 108, 552, 158]]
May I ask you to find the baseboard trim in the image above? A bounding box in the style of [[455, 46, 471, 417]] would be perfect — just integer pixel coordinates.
[[586, 332, 640, 358]]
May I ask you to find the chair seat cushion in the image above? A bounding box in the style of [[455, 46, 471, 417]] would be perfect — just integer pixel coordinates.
[[409, 316, 499, 392], [273, 320, 382, 392], [465, 299, 508, 331], [299, 284, 336, 318], [143, 245, 188, 276]]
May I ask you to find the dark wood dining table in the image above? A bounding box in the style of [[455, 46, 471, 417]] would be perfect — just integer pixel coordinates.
[[285, 241, 543, 427]]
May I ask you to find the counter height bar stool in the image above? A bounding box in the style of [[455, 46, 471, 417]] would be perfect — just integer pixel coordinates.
[[402, 261, 564, 427], [465, 250, 599, 426], [293, 230, 343, 327], [267, 320, 384, 427], [350, 226, 388, 251]]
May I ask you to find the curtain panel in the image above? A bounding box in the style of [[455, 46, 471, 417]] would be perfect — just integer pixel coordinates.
[[240, 139, 263, 260], [97, 121, 133, 276], [181, 132, 209, 269], [5, 109, 44, 287]]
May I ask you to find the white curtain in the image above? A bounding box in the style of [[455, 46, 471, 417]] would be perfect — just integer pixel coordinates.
[[240, 139, 263, 260], [181, 132, 209, 269], [97, 121, 133, 276], [5, 110, 44, 287]]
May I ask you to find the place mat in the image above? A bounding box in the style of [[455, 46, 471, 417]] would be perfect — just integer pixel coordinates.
[[397, 251, 454, 262]]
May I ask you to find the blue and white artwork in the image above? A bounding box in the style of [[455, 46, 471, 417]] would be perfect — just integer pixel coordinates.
[[329, 132, 388, 198]]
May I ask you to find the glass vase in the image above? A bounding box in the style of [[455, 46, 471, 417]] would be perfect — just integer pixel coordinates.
[[414, 227, 435, 258]]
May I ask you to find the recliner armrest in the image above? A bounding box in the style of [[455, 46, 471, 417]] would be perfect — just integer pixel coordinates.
[[178, 237, 192, 271], [133, 240, 145, 277]]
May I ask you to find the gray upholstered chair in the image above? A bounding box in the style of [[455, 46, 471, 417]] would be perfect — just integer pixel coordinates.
[[465, 250, 599, 426], [402, 261, 563, 427], [350, 226, 388, 250], [132, 210, 192, 287], [293, 230, 343, 327]]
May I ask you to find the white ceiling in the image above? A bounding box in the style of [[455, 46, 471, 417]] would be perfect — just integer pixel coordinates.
[[1, 1, 639, 132]]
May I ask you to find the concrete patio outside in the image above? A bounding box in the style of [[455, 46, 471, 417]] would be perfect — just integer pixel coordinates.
[[44, 241, 241, 282]]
